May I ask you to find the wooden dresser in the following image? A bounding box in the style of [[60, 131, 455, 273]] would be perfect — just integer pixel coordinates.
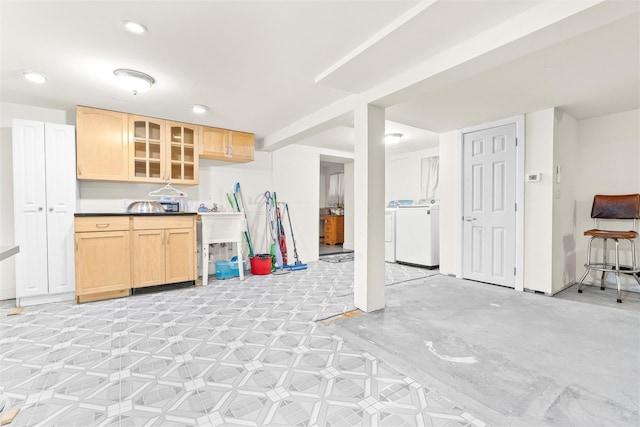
[[323, 215, 344, 245]]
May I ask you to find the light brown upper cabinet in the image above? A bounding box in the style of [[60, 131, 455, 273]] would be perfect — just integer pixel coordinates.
[[166, 121, 199, 185], [200, 126, 254, 163], [129, 115, 166, 183], [229, 130, 255, 162], [199, 126, 227, 160], [77, 106, 250, 183], [76, 106, 129, 181]]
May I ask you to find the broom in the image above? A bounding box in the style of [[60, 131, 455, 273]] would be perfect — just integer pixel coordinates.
[[284, 202, 307, 270]]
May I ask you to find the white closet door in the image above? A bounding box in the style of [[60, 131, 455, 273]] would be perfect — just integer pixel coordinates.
[[44, 123, 76, 294], [12, 120, 48, 297]]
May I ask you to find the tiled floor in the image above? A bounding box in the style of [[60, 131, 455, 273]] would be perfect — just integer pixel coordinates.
[[0, 258, 482, 427]]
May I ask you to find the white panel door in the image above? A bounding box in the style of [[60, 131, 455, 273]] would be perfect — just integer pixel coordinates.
[[462, 124, 517, 287], [44, 123, 76, 294], [12, 120, 48, 297]]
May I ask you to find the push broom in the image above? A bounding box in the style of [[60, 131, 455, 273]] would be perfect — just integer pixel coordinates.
[[284, 202, 307, 270]]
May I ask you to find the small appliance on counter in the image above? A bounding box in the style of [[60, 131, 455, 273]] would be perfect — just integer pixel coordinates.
[[158, 195, 186, 212], [160, 201, 180, 212]]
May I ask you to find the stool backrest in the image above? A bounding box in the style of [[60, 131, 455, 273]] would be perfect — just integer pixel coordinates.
[[591, 194, 640, 219]]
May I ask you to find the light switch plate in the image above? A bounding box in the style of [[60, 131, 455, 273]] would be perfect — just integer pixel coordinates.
[[526, 173, 541, 182]]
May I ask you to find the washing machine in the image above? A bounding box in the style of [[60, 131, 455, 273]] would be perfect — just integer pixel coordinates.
[[385, 200, 413, 263], [395, 203, 439, 268]]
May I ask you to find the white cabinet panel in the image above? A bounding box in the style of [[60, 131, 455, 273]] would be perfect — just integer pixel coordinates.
[[12, 121, 48, 298], [12, 119, 76, 305], [44, 123, 77, 295]]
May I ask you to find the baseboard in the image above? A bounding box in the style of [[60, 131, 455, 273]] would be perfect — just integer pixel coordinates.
[[0, 289, 16, 301], [17, 292, 75, 307]]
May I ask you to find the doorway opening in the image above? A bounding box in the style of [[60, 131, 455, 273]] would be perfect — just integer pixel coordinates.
[[320, 160, 353, 257]]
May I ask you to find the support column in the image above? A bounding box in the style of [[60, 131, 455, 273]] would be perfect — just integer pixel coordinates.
[[353, 103, 385, 312]]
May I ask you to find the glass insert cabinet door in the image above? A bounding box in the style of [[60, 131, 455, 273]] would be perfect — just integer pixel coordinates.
[[130, 115, 166, 182], [167, 121, 198, 184]]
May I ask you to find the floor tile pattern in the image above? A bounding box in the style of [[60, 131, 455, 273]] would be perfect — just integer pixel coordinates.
[[1, 258, 483, 426]]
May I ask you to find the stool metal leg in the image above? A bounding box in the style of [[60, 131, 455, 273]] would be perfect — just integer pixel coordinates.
[[578, 238, 593, 293], [630, 239, 640, 287], [614, 238, 622, 303], [601, 238, 608, 290]]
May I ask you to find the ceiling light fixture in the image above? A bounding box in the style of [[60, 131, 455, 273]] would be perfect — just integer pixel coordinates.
[[123, 20, 147, 34], [385, 133, 403, 144], [113, 68, 155, 95], [191, 105, 209, 114], [22, 71, 46, 84]]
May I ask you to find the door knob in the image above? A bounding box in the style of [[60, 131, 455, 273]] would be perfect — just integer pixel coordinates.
[[463, 216, 476, 221]]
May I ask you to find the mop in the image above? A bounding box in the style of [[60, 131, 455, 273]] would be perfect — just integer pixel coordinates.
[[274, 192, 288, 265], [265, 191, 289, 274], [284, 202, 307, 270]]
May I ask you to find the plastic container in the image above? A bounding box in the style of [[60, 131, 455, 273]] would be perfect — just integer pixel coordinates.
[[215, 257, 249, 279], [250, 254, 272, 275]]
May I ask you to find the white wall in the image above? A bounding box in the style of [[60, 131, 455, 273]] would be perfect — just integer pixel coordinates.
[[439, 110, 556, 292], [343, 161, 354, 251], [575, 109, 640, 292], [272, 144, 320, 263], [77, 152, 273, 259], [552, 109, 579, 294], [385, 147, 439, 204], [522, 109, 555, 293], [438, 131, 461, 276], [0, 103, 74, 300], [440, 108, 640, 296]]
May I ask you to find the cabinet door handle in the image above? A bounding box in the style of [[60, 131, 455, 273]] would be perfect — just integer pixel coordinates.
[[95, 223, 110, 228], [49, 207, 54, 212], [75, 238, 78, 251], [38, 207, 43, 212]]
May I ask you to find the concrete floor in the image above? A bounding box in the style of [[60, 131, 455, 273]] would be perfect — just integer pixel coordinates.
[[319, 241, 353, 256], [329, 274, 640, 427]]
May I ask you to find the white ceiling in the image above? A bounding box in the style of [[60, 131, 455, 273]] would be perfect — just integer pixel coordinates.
[[0, 0, 417, 135], [1, 1, 638, 155], [386, 11, 640, 133]]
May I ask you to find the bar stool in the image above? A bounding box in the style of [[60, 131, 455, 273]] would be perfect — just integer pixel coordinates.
[[577, 194, 640, 303]]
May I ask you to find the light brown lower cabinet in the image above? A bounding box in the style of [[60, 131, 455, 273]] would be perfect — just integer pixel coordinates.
[[132, 216, 195, 288], [74, 217, 131, 303], [75, 215, 196, 303]]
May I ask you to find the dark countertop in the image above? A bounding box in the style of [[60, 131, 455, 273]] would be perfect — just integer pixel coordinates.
[[75, 212, 197, 217]]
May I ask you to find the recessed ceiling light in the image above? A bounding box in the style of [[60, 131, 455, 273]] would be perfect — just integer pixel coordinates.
[[123, 20, 147, 34], [22, 71, 46, 84], [385, 133, 403, 144], [113, 68, 155, 95], [191, 105, 209, 114]]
